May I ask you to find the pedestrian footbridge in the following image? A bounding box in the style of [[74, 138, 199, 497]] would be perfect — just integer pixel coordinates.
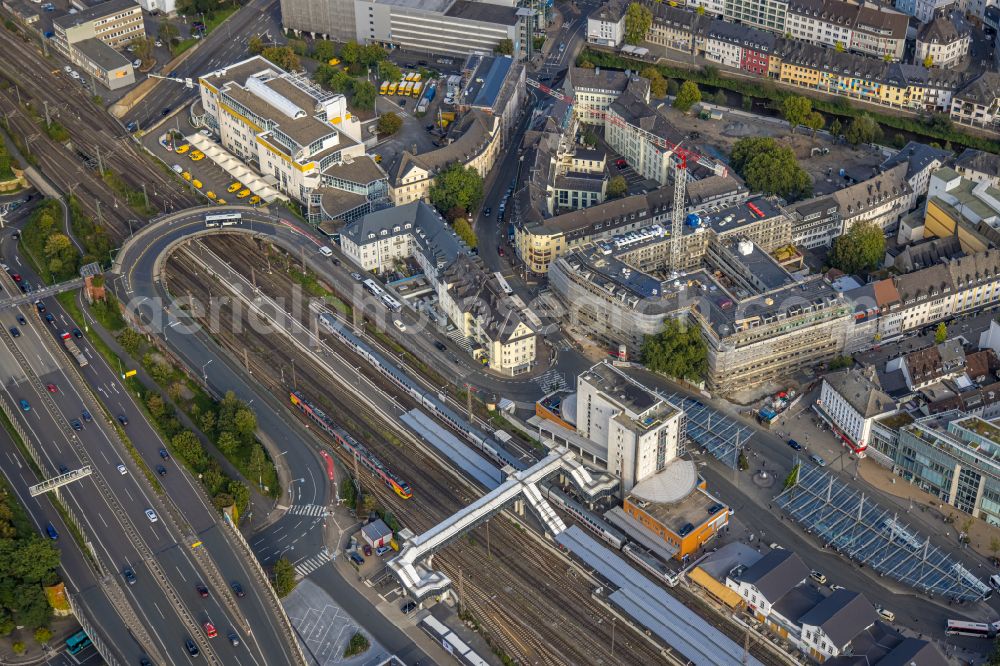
[[389, 447, 617, 600]]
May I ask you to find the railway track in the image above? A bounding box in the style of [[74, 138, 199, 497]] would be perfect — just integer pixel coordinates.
[[0, 22, 197, 239], [164, 241, 671, 665]]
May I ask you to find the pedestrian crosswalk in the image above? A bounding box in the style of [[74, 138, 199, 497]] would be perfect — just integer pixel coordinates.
[[286, 504, 328, 517], [445, 328, 473, 353], [294, 550, 333, 579], [535, 369, 567, 392]]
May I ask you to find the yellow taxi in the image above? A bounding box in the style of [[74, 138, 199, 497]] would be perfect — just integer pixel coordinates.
[[248, 195, 261, 205], [227, 182, 242, 193], [181, 171, 192, 181], [175, 144, 191, 154], [215, 198, 226, 205], [192, 179, 203, 189], [236, 189, 251, 199], [190, 151, 205, 161], [206, 191, 216, 200]]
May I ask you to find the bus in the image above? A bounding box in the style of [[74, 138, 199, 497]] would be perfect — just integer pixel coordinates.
[[66, 630, 91, 655], [363, 278, 384, 298], [205, 213, 242, 228], [493, 272, 513, 295], [412, 81, 423, 98], [405, 72, 415, 82], [379, 81, 389, 95], [945, 620, 998, 638], [403, 81, 414, 96], [412, 72, 421, 83], [381, 293, 402, 312], [388, 82, 398, 95]]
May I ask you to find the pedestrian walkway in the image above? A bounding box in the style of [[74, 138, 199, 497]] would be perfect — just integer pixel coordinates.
[[286, 504, 328, 517], [444, 328, 472, 352], [534, 368, 567, 392], [294, 550, 334, 579]]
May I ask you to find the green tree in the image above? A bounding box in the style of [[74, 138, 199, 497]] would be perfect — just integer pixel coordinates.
[[33, 626, 51, 645], [261, 46, 300, 71], [199, 410, 217, 437], [829, 222, 885, 275], [738, 451, 749, 471], [376, 112, 402, 136], [711, 90, 727, 106], [624, 2, 653, 45], [248, 445, 268, 488], [672, 80, 701, 112], [829, 118, 842, 138], [217, 431, 240, 456], [730, 137, 812, 201], [11, 641, 24, 655], [453, 218, 477, 249], [935, 322, 948, 344], [130, 37, 154, 67], [783, 464, 801, 490], [272, 556, 297, 597], [158, 21, 179, 45], [118, 328, 144, 356], [340, 477, 357, 507], [344, 632, 370, 658], [581, 129, 599, 147], [607, 175, 627, 198], [495, 38, 513, 55], [352, 80, 377, 110], [340, 40, 361, 64], [146, 394, 166, 421], [429, 162, 484, 217], [844, 114, 883, 146], [781, 95, 812, 132], [312, 40, 335, 62], [641, 317, 707, 382], [248, 35, 264, 54], [696, 4, 706, 13], [172, 430, 208, 469], [834, 41, 844, 52], [805, 111, 824, 135], [379, 61, 402, 84], [641, 67, 667, 97]]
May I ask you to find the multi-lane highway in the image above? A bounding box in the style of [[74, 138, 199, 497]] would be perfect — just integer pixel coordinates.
[[0, 221, 301, 664]]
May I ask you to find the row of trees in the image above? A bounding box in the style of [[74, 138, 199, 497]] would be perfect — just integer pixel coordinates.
[[0, 482, 60, 636], [0, 133, 15, 181], [730, 137, 812, 202], [21, 200, 80, 282]]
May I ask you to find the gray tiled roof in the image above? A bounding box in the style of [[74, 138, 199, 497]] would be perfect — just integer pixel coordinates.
[[878, 142, 952, 182], [955, 148, 1000, 179], [54, 0, 138, 27], [831, 163, 911, 220], [917, 12, 971, 44], [737, 549, 809, 602], [823, 367, 894, 418], [568, 66, 631, 94], [393, 111, 496, 186], [956, 71, 1000, 105], [798, 590, 878, 650]]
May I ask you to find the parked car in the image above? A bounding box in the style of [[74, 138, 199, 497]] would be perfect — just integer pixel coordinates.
[[145, 509, 158, 523], [117, 414, 129, 426], [400, 600, 417, 614], [787, 439, 803, 451], [349, 552, 364, 565], [363, 544, 372, 556], [196, 583, 209, 598], [117, 464, 128, 475], [231, 581, 245, 597], [876, 606, 895, 622], [376, 545, 390, 556], [809, 453, 826, 466]]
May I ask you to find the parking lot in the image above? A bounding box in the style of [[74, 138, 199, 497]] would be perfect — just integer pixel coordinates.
[[141, 116, 266, 209]]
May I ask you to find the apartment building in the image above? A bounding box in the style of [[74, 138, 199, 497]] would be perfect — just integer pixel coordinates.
[[568, 66, 634, 125], [954, 148, 1000, 188], [340, 201, 537, 374], [877, 141, 952, 200], [198, 57, 367, 206], [723, 0, 788, 32], [787, 196, 842, 248], [831, 163, 914, 233], [648, 2, 710, 54], [53, 0, 144, 52], [389, 111, 501, 205], [604, 78, 680, 186], [950, 72, 1000, 130], [587, 0, 625, 46], [704, 21, 775, 74], [915, 13, 971, 69]]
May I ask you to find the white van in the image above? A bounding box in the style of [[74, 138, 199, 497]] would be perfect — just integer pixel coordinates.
[[319, 246, 333, 257], [990, 574, 1000, 591]]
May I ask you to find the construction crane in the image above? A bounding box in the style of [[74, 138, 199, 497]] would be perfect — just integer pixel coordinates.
[[527, 76, 726, 269]]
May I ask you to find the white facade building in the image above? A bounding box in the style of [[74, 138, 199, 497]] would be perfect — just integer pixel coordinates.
[[587, 1, 625, 46], [576, 363, 683, 492], [819, 368, 896, 454]]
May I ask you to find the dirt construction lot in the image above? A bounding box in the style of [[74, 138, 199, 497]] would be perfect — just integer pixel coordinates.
[[659, 105, 887, 197]]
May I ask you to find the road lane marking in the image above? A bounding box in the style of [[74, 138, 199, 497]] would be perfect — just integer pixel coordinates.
[[174, 565, 187, 581], [98, 513, 108, 527], [153, 601, 165, 619]]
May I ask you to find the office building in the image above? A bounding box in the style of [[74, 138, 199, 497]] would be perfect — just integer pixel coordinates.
[[818, 367, 897, 456], [198, 57, 370, 207], [53, 0, 144, 52], [586, 0, 625, 46], [70, 37, 136, 90]]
